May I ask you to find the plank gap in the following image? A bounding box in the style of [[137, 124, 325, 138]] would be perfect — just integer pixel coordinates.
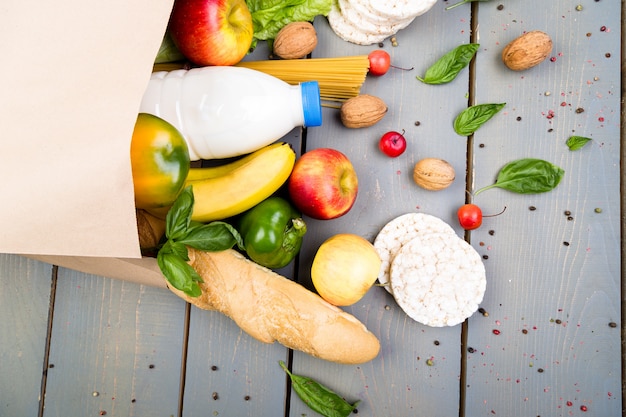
[[282, 349, 294, 417], [37, 265, 58, 417], [620, 0, 626, 416], [177, 302, 191, 417], [459, 4, 481, 417]]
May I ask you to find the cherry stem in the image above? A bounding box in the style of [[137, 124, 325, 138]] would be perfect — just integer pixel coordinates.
[[390, 64, 414, 72], [483, 206, 507, 218]]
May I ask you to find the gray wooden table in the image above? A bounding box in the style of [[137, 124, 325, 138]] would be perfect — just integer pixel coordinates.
[[1, 1, 622, 416]]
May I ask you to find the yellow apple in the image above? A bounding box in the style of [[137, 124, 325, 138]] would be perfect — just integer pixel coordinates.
[[311, 234, 382, 306]]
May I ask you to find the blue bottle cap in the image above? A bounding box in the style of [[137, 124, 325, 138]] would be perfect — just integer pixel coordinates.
[[300, 81, 322, 127]]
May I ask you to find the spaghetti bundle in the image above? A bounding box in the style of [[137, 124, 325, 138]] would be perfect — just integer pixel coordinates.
[[236, 55, 370, 102]]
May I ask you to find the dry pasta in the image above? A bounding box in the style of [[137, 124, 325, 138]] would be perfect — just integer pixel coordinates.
[[236, 56, 370, 102]]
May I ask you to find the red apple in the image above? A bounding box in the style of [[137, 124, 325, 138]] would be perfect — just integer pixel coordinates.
[[288, 148, 358, 220], [168, 0, 254, 66]]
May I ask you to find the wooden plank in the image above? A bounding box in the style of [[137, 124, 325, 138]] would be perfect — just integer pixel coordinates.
[[0, 255, 53, 416], [42, 268, 186, 417], [465, 1, 622, 416], [287, 7, 473, 416]]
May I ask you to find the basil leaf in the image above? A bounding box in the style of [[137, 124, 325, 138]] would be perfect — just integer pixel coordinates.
[[454, 103, 506, 136], [446, 0, 492, 10], [417, 43, 479, 85], [279, 361, 359, 417], [157, 251, 202, 297], [181, 221, 243, 252], [566, 135, 592, 151], [475, 158, 565, 196], [165, 186, 194, 240], [157, 185, 241, 298]]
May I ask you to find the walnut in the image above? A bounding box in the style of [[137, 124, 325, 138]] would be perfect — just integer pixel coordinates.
[[340, 95, 388, 128], [412, 158, 455, 191], [273, 22, 318, 59]]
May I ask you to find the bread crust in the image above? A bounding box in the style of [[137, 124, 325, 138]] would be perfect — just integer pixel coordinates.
[[168, 248, 381, 364]]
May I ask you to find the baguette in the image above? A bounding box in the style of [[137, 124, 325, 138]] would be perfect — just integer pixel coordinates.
[[168, 248, 381, 364]]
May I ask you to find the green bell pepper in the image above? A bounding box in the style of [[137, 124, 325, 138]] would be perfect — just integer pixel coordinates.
[[239, 196, 307, 269]]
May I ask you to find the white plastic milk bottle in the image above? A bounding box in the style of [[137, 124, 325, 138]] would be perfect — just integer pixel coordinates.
[[139, 66, 322, 161]]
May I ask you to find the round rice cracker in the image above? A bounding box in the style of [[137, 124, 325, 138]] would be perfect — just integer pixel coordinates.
[[374, 213, 457, 293], [367, 0, 438, 20], [337, 0, 416, 35], [327, 3, 392, 45], [390, 232, 486, 327]]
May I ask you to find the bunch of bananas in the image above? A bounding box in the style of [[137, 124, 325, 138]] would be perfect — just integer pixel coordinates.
[[184, 142, 296, 223]]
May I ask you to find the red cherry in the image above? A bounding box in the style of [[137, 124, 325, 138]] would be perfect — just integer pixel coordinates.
[[457, 204, 507, 230], [457, 204, 483, 230], [368, 50, 391, 76], [379, 130, 407, 157]]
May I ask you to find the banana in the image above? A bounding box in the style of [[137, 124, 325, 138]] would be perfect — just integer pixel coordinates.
[[185, 142, 288, 182], [187, 142, 296, 223]]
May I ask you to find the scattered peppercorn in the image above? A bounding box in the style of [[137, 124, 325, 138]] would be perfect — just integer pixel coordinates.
[[92, 391, 100, 397], [516, 116, 522, 121], [594, 208, 603, 213], [605, 53, 611, 58], [567, 216, 573, 221], [49, 364, 54, 368], [244, 395, 251, 401], [488, 230, 495, 235], [497, 4, 504, 10], [600, 26, 607, 31], [576, 107, 585, 113], [478, 308, 489, 317], [378, 42, 384, 48], [608, 322, 617, 328], [563, 242, 570, 246], [414, 121, 421, 126], [211, 365, 218, 371], [586, 32, 592, 37], [99, 412, 107, 416], [482, 255, 489, 260], [529, 206, 536, 211], [479, 143, 485, 148], [522, 329, 528, 334], [384, 305, 391, 310], [548, 128, 554, 132], [564, 210, 571, 216], [537, 368, 544, 373], [212, 392, 219, 400], [468, 347, 476, 353], [550, 57, 557, 62], [492, 329, 500, 335], [575, 4, 583, 10], [149, 364, 155, 369], [434, 340, 440, 346], [131, 399, 136, 403], [555, 319, 562, 324], [426, 358, 434, 366], [580, 405, 588, 412]]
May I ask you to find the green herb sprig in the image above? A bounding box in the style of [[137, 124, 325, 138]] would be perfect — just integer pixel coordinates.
[[566, 135, 592, 151], [454, 103, 506, 136], [279, 361, 359, 417], [474, 158, 565, 196], [445, 0, 493, 11], [417, 43, 480, 85], [157, 186, 243, 297]]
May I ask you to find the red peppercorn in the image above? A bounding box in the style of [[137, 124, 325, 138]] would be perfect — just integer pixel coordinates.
[[566, 401, 573, 406], [600, 26, 607, 31], [580, 405, 588, 412], [492, 329, 501, 335]]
